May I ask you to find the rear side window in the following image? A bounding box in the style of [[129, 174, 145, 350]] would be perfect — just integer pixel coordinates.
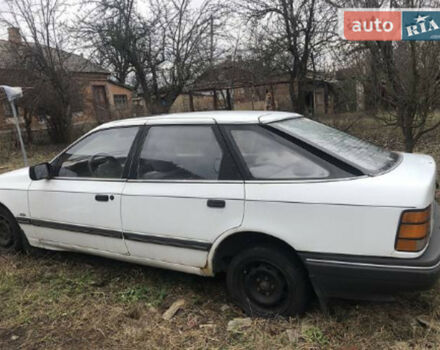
[[229, 126, 330, 180], [137, 125, 239, 180]]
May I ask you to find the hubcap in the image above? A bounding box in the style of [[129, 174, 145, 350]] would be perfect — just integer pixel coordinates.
[[0, 216, 13, 248], [243, 261, 288, 307]]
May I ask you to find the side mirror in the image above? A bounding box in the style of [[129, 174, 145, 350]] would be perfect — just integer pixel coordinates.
[[29, 163, 52, 180]]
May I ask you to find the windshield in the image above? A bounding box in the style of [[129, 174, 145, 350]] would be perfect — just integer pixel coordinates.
[[271, 118, 399, 175]]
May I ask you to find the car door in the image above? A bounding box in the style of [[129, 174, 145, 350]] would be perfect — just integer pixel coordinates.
[[28, 126, 140, 254], [121, 120, 245, 267]]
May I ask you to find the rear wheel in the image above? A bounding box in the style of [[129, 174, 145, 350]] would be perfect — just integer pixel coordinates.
[[0, 207, 22, 252], [226, 245, 310, 317]]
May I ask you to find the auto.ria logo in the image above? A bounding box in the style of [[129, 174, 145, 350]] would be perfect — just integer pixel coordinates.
[[339, 8, 440, 41]]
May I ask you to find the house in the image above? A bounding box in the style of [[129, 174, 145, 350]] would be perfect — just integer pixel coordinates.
[[170, 58, 336, 115], [0, 27, 136, 132]]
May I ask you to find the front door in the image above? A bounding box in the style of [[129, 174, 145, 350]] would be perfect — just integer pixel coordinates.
[[28, 126, 140, 254], [121, 122, 245, 267]]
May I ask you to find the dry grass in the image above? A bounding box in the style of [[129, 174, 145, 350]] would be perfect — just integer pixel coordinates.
[[0, 117, 440, 349], [0, 143, 64, 173], [1, 252, 440, 349]]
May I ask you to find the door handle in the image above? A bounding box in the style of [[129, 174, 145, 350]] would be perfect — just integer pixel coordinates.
[[207, 199, 225, 208], [95, 194, 109, 202]]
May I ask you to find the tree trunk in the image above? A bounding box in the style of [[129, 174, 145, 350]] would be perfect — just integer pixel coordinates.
[[296, 76, 307, 115], [403, 129, 415, 153], [46, 105, 72, 144], [404, 137, 415, 153], [401, 116, 415, 153], [23, 109, 33, 144], [288, 79, 296, 111]]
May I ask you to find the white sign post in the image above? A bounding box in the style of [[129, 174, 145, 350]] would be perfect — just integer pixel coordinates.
[[0, 86, 28, 167]]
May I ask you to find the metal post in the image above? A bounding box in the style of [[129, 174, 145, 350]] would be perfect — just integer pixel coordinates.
[[10, 101, 28, 167]]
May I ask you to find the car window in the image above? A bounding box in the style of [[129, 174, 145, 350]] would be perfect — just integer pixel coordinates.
[[272, 118, 398, 174], [230, 127, 330, 179], [137, 126, 225, 180], [55, 127, 139, 179]]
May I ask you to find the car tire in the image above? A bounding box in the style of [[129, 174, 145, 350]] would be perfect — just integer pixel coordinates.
[[226, 245, 310, 317], [0, 206, 22, 252]]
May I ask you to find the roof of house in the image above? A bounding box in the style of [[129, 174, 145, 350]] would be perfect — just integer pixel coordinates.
[[107, 79, 134, 91], [0, 40, 109, 74], [95, 111, 302, 130], [187, 59, 337, 92]]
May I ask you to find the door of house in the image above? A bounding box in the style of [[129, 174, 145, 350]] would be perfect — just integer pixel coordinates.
[[92, 86, 110, 122]]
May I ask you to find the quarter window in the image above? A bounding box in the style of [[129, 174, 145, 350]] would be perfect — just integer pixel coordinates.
[[55, 127, 139, 179], [137, 126, 227, 180], [230, 127, 330, 179]]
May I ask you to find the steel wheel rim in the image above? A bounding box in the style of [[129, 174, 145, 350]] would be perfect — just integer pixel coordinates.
[[242, 261, 288, 308], [0, 216, 13, 248]]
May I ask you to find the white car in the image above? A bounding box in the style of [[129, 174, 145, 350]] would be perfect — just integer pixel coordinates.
[[0, 111, 438, 317]]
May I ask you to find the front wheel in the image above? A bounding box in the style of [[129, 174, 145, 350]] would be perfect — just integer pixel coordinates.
[[0, 207, 22, 252], [226, 245, 310, 317]]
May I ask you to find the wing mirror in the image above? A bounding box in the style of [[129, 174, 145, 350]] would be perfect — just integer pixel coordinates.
[[29, 163, 52, 180]]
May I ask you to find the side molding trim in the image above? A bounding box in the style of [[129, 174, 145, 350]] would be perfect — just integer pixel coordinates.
[[16, 217, 212, 251]]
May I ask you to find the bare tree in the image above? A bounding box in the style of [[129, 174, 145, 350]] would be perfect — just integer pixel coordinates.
[[82, 0, 219, 114], [365, 41, 440, 152], [237, 0, 337, 114], [328, 0, 440, 152], [94, 32, 133, 85], [2, 0, 84, 143]]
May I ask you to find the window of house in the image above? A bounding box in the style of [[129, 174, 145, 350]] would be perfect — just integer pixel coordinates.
[[114, 94, 128, 109]]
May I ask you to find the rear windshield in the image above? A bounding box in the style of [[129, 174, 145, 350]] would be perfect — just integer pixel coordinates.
[[271, 118, 399, 175]]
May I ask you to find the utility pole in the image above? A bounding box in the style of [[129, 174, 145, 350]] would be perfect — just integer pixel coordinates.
[[210, 15, 214, 67], [0, 86, 28, 166]]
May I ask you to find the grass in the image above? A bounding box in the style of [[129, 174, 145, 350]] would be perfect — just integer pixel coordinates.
[[1, 252, 440, 349], [0, 115, 440, 349]]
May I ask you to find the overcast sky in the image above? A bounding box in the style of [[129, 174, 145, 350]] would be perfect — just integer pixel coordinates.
[[0, 0, 209, 40]]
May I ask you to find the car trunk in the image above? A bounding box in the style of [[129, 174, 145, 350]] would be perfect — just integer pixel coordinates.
[[376, 152, 437, 209]]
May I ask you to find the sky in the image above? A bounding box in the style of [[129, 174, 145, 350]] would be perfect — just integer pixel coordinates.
[[0, 0, 209, 40], [0, 0, 9, 39]]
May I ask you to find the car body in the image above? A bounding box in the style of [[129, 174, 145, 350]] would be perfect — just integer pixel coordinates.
[[0, 111, 439, 316]]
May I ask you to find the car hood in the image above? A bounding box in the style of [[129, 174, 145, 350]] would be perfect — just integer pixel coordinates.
[[0, 167, 31, 191]]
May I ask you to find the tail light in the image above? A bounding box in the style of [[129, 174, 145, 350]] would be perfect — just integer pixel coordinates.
[[396, 206, 431, 252]]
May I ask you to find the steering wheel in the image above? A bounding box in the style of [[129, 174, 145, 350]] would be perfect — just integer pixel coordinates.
[[252, 158, 293, 177], [88, 153, 122, 177]]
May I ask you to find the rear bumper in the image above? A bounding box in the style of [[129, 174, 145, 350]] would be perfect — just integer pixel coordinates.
[[299, 202, 440, 300]]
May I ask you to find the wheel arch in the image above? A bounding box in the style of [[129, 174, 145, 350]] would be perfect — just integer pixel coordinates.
[[0, 201, 16, 218], [208, 230, 306, 275]]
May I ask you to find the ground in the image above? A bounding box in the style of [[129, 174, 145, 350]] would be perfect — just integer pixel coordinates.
[[1, 116, 440, 349]]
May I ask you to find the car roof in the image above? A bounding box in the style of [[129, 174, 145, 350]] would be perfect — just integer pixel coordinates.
[[94, 111, 302, 130]]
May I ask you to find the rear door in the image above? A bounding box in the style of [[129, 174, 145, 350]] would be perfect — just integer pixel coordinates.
[[28, 126, 140, 254], [121, 120, 245, 267]]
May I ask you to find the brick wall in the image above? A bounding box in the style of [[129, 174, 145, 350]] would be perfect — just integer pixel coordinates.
[[170, 82, 334, 114], [0, 73, 137, 137]]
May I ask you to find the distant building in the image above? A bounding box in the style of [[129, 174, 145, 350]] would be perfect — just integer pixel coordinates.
[[171, 58, 336, 115], [0, 27, 136, 132], [333, 68, 366, 113]]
